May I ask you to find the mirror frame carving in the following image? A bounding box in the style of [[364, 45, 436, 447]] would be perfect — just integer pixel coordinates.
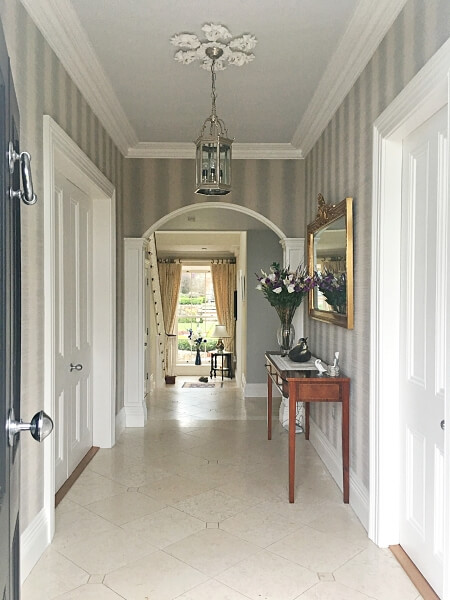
[[307, 194, 354, 329]]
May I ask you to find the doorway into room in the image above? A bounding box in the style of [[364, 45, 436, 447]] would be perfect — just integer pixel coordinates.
[[369, 41, 450, 599], [41, 117, 116, 560], [153, 229, 244, 382], [176, 265, 220, 366]]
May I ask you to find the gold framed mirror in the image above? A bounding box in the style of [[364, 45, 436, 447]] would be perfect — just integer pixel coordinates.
[[307, 194, 353, 329]]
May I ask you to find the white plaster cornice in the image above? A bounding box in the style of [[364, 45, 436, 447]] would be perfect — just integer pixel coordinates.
[[233, 143, 303, 160], [126, 142, 303, 159], [291, 0, 408, 157], [21, 0, 408, 160], [20, 0, 138, 155]]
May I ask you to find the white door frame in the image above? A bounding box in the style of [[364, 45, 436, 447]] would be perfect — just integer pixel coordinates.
[[43, 116, 116, 540], [369, 39, 450, 595]]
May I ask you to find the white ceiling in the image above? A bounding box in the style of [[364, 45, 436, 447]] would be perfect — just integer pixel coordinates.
[[158, 206, 269, 232], [156, 209, 273, 258], [21, 0, 407, 158], [155, 231, 242, 260]]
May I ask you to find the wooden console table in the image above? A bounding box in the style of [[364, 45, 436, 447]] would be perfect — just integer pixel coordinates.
[[210, 351, 233, 380], [265, 352, 350, 504]]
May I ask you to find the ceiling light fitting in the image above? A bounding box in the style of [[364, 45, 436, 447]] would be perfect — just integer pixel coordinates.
[[195, 46, 233, 196], [171, 23, 257, 71], [171, 24, 257, 196]]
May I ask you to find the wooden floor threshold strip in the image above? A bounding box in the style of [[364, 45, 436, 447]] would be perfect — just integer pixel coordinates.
[[390, 545, 440, 600], [55, 446, 99, 507]]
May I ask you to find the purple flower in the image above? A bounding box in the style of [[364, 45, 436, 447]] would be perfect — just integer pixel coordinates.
[[255, 262, 318, 310]]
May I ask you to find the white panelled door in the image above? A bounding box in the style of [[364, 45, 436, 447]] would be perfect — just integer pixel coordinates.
[[400, 105, 447, 596], [55, 173, 93, 491]]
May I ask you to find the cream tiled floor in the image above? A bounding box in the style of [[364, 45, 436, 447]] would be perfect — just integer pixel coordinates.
[[23, 378, 423, 600]]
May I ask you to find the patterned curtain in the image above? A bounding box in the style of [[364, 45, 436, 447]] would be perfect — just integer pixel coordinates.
[[158, 262, 182, 335], [211, 263, 236, 354]]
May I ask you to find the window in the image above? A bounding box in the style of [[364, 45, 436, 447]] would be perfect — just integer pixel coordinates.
[[177, 266, 219, 364]]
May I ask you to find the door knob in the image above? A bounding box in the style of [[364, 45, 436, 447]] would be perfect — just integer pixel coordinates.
[[441, 420, 445, 431], [6, 408, 54, 447], [69, 363, 83, 371]]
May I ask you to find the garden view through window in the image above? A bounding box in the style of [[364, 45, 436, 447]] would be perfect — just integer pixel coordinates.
[[177, 266, 219, 364]]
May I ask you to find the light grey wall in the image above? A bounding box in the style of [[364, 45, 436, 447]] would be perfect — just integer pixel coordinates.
[[4, 0, 448, 539], [124, 158, 305, 238], [246, 231, 283, 385], [304, 0, 450, 491], [1, 1, 126, 530]]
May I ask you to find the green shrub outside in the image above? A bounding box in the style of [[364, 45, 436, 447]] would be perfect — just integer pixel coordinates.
[[178, 317, 203, 324], [177, 339, 192, 351], [179, 296, 205, 305], [177, 339, 217, 352]]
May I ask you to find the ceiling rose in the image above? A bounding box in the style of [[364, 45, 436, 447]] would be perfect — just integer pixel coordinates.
[[171, 23, 257, 70]]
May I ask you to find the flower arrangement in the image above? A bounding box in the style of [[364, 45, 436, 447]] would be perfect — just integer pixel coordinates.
[[255, 262, 317, 323], [187, 328, 207, 349], [317, 271, 347, 314]]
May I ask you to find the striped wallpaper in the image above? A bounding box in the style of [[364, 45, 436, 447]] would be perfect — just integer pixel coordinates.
[[2, 0, 448, 535], [304, 0, 450, 490], [1, 0, 126, 529], [124, 158, 306, 238]]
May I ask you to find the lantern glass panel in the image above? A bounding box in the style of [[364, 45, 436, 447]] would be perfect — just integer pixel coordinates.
[[200, 143, 218, 183], [196, 144, 203, 184], [219, 143, 231, 185]]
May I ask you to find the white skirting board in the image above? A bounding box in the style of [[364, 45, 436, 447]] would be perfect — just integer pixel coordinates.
[[20, 508, 51, 583], [124, 402, 147, 427], [309, 419, 369, 531]]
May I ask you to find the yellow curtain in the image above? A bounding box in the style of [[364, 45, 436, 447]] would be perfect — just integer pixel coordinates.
[[211, 263, 236, 354], [158, 262, 182, 334]]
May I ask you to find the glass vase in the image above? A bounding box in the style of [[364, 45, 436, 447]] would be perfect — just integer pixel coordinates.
[[277, 321, 295, 356]]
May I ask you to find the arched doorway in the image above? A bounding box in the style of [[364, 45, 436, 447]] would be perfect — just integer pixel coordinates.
[[140, 203, 304, 396], [142, 202, 285, 240], [145, 202, 285, 395], [123, 202, 305, 426]]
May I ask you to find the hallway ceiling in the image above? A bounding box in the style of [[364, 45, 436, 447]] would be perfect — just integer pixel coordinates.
[[158, 206, 269, 232], [22, 0, 406, 158], [155, 231, 241, 260]]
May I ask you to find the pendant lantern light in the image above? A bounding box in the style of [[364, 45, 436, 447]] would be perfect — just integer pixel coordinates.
[[195, 47, 233, 195]]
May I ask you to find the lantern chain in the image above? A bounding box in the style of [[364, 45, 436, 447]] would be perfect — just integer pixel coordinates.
[[210, 59, 217, 122]]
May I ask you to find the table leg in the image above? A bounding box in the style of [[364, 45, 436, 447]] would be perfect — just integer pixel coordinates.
[[288, 384, 296, 503], [305, 402, 310, 440], [267, 373, 272, 440], [342, 382, 350, 503]]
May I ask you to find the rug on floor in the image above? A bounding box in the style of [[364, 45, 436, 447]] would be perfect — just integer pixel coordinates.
[[182, 382, 215, 388]]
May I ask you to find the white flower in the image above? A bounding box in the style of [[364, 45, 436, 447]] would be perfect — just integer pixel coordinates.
[[273, 287, 282, 294], [268, 273, 276, 281], [287, 284, 296, 293], [256, 284, 262, 290]]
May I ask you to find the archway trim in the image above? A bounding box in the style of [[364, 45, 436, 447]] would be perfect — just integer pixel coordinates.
[[142, 202, 286, 240]]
